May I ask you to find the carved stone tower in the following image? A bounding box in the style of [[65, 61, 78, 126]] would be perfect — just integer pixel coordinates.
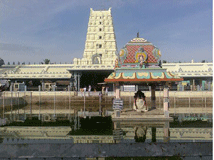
[[74, 8, 117, 65]]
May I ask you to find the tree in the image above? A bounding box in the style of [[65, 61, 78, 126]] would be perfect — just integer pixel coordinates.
[[162, 60, 167, 63], [44, 59, 50, 64], [201, 60, 205, 63], [0, 58, 4, 66], [18, 61, 20, 65]]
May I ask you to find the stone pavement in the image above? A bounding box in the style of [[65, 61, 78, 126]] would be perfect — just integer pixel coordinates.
[[0, 142, 212, 158]]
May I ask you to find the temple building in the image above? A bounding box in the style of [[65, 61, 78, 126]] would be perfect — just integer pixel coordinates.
[[68, 8, 117, 91], [73, 8, 117, 65], [0, 8, 212, 91]]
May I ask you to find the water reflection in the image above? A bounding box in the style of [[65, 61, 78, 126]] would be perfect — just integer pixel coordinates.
[[0, 116, 212, 144], [134, 126, 147, 142], [113, 120, 171, 143]]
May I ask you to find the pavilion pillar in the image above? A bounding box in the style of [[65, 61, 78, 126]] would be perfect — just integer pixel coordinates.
[[163, 121, 170, 142], [163, 87, 169, 118], [113, 121, 122, 143], [113, 82, 123, 118], [151, 84, 156, 109], [115, 82, 120, 99]]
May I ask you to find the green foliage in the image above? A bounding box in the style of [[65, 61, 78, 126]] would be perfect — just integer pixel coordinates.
[[44, 59, 50, 64]]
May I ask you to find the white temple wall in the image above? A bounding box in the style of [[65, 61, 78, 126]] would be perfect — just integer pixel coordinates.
[[74, 8, 117, 65]]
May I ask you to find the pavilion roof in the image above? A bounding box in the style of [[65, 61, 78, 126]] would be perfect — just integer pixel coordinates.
[[104, 68, 183, 83], [106, 36, 183, 83]]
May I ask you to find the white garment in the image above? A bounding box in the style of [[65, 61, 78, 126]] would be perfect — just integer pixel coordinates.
[[133, 98, 147, 112]]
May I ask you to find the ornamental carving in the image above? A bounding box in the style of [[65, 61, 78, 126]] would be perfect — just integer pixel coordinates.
[[135, 47, 148, 63], [152, 47, 161, 61]]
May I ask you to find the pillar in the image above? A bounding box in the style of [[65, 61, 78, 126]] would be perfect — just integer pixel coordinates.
[[114, 121, 120, 129], [163, 121, 170, 142], [69, 74, 74, 91], [113, 121, 122, 143], [10, 83, 13, 91], [151, 84, 156, 109], [41, 80, 45, 91], [163, 87, 169, 118], [113, 82, 123, 117], [193, 79, 195, 90], [73, 72, 78, 91], [115, 83, 120, 99], [152, 127, 156, 142], [77, 73, 82, 91]]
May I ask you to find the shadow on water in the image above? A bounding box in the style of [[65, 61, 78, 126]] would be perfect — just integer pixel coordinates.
[[6, 117, 71, 126], [70, 116, 113, 135], [3, 114, 212, 128]]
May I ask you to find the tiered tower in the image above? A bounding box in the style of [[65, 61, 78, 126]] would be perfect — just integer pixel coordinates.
[[73, 8, 117, 65]]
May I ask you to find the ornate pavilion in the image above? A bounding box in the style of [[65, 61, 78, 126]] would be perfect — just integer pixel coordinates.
[[105, 36, 183, 110]]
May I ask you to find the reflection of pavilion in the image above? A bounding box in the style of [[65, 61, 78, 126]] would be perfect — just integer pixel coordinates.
[[113, 120, 170, 143], [0, 121, 212, 144], [112, 120, 212, 143]]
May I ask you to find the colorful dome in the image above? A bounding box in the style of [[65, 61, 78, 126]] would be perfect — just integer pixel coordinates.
[[105, 37, 183, 83], [119, 37, 161, 65]]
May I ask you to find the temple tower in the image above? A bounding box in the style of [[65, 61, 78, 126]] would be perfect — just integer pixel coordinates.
[[74, 8, 117, 65]]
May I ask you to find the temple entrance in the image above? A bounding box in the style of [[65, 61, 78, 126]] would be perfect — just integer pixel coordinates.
[[92, 54, 102, 64], [80, 70, 113, 91]]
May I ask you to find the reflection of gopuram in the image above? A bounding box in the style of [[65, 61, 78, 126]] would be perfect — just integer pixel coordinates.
[[133, 90, 148, 112]]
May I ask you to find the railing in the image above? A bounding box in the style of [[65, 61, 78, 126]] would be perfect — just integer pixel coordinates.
[[0, 90, 212, 124]]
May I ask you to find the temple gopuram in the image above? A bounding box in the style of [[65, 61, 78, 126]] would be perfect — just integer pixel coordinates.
[[105, 35, 183, 120]]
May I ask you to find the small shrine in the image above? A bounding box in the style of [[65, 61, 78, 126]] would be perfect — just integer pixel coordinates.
[[105, 35, 183, 121]]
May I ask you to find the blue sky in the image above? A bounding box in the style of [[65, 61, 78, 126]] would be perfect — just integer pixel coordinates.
[[0, 0, 212, 64]]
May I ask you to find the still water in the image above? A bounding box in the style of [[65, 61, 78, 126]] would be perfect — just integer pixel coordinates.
[[0, 114, 212, 159]]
